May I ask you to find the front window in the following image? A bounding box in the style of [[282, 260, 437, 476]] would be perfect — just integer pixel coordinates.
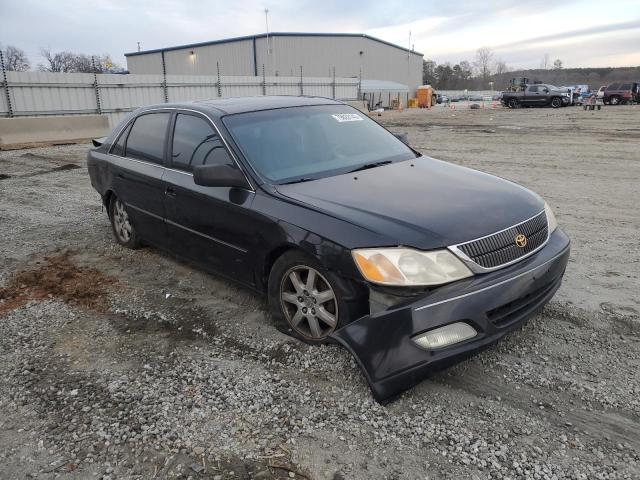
[[171, 113, 233, 172], [223, 105, 417, 183]]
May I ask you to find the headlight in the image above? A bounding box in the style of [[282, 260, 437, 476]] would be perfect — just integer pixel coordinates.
[[544, 201, 558, 233], [352, 247, 473, 286]]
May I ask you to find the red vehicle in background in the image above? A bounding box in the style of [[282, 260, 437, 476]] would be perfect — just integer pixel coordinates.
[[603, 82, 639, 105]]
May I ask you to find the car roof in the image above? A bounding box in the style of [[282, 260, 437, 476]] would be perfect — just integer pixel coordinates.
[[137, 96, 343, 117]]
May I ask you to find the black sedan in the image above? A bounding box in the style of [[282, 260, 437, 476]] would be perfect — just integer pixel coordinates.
[[88, 96, 570, 402]]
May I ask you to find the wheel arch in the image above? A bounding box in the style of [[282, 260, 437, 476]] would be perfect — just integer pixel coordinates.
[[261, 243, 307, 290], [103, 189, 115, 214]]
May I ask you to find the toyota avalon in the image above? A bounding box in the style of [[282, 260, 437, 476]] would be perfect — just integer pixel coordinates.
[[87, 96, 570, 402]]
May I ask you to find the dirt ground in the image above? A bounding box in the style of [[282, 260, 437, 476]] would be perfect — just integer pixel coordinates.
[[0, 104, 639, 480]]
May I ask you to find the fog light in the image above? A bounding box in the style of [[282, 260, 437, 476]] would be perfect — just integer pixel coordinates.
[[412, 322, 477, 349]]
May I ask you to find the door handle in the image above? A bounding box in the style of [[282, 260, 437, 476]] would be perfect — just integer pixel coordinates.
[[165, 186, 176, 197]]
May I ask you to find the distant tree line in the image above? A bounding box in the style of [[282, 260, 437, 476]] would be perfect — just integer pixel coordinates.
[[422, 48, 514, 90], [0, 45, 123, 73], [424, 47, 638, 91]]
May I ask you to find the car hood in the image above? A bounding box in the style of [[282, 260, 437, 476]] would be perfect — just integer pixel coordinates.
[[275, 157, 544, 250]]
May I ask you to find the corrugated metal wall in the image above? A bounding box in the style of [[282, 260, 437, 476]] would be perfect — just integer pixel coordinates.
[[162, 39, 255, 76], [126, 35, 423, 93], [0, 71, 359, 127], [255, 36, 422, 90]]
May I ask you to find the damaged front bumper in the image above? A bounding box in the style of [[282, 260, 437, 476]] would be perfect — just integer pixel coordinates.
[[330, 229, 570, 402]]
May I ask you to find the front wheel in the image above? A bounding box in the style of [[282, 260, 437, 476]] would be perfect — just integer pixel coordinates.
[[610, 96, 620, 105], [507, 98, 519, 109], [268, 251, 363, 344], [550, 97, 562, 108]]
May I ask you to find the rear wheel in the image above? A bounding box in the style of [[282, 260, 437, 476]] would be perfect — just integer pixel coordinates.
[[507, 98, 519, 109], [550, 97, 562, 108], [268, 250, 363, 344], [109, 196, 141, 248]]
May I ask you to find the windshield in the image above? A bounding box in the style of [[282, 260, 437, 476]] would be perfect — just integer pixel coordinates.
[[223, 105, 417, 183]]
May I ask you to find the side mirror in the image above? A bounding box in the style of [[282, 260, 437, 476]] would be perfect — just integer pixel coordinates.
[[394, 132, 410, 146], [193, 164, 249, 189]]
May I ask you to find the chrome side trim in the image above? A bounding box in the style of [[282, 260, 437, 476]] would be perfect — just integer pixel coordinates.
[[165, 167, 193, 176], [126, 203, 164, 220], [448, 209, 550, 273], [164, 218, 248, 253], [414, 246, 568, 312], [125, 203, 247, 253], [112, 156, 164, 170]]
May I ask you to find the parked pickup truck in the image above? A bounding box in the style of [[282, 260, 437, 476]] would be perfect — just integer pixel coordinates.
[[502, 84, 570, 108], [603, 82, 639, 105]]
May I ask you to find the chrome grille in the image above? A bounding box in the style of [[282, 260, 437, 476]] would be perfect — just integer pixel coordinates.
[[456, 211, 548, 269]]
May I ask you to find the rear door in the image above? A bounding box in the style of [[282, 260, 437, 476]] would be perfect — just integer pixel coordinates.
[[109, 111, 171, 247], [163, 111, 256, 284], [523, 85, 540, 105]]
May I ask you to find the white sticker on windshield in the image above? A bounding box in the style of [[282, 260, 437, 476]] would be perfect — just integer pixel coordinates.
[[331, 113, 363, 122]]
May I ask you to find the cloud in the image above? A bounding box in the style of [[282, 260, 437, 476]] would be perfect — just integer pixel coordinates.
[[1, 0, 639, 69], [493, 19, 640, 49]]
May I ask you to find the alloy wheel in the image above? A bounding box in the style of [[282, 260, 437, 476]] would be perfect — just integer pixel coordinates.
[[113, 199, 132, 243], [280, 265, 338, 340]]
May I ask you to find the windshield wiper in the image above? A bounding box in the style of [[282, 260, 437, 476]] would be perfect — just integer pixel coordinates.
[[279, 177, 315, 185], [348, 160, 392, 173]]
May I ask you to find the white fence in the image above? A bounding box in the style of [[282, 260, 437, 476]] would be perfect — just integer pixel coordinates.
[[439, 90, 500, 98], [0, 71, 360, 127]]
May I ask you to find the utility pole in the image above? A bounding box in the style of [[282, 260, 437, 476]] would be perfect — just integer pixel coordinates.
[[137, 42, 141, 52], [265, 9, 276, 76]]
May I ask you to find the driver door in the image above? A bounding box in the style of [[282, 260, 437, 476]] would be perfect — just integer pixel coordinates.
[[163, 111, 256, 285]]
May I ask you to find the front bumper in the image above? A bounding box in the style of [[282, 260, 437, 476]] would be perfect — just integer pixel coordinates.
[[330, 229, 570, 402]]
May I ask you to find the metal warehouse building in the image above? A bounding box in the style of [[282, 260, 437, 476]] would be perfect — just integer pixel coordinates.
[[125, 32, 424, 94]]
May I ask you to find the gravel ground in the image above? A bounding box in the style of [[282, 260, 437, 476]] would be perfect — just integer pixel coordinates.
[[0, 105, 639, 479]]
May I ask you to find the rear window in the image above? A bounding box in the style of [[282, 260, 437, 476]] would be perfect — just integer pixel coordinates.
[[619, 83, 632, 90], [607, 83, 620, 90], [110, 123, 131, 157], [125, 113, 171, 164]]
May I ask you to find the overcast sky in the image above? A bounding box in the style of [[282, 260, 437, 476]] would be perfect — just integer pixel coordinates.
[[2, 0, 639, 70]]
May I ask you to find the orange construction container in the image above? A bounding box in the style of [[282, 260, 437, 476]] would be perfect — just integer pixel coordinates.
[[417, 85, 433, 108]]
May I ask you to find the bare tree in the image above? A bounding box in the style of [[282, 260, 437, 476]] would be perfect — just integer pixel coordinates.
[[474, 47, 494, 82], [422, 59, 436, 84], [540, 53, 550, 69], [494, 59, 509, 76], [2, 45, 31, 71], [38, 48, 121, 73], [553, 58, 563, 70], [38, 48, 77, 72]]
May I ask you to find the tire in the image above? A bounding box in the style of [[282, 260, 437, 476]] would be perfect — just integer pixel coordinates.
[[610, 96, 620, 105], [268, 250, 365, 344], [550, 97, 562, 108], [507, 98, 519, 109], [109, 195, 141, 249]]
